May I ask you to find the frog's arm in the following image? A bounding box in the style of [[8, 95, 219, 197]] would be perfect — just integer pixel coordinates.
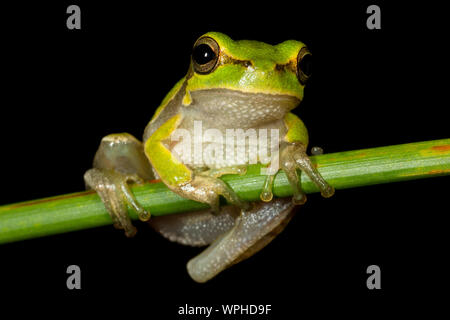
[[144, 114, 192, 186], [282, 112, 334, 202], [144, 115, 248, 212], [283, 112, 309, 146], [261, 112, 334, 204]]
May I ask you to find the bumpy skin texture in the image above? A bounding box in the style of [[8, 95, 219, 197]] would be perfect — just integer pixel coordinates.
[[84, 32, 334, 282]]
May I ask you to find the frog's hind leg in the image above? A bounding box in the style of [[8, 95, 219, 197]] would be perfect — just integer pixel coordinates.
[[149, 205, 240, 247], [84, 133, 154, 237], [186, 198, 295, 283]]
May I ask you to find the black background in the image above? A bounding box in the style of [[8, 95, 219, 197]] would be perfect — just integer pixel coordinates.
[[1, 0, 448, 317]]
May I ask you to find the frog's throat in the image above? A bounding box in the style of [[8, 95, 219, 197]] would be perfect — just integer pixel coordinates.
[[185, 88, 300, 128]]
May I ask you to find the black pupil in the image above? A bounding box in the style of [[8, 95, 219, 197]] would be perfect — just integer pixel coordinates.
[[193, 44, 216, 65], [299, 54, 312, 77]]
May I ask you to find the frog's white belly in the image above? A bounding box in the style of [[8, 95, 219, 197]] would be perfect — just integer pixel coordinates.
[[173, 141, 273, 168], [169, 125, 283, 169]]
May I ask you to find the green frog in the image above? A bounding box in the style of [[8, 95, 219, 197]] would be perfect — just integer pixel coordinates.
[[84, 32, 334, 283]]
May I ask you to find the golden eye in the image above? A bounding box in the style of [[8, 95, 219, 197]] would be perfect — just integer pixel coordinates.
[[192, 37, 220, 74], [297, 47, 312, 84]]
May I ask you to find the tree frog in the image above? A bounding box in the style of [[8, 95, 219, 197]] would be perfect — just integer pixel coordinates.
[[84, 32, 334, 283]]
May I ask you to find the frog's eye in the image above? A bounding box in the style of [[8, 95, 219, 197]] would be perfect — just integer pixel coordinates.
[[192, 37, 220, 74], [297, 47, 312, 85]]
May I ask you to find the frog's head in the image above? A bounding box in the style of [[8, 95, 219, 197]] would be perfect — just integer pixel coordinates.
[[184, 32, 312, 127]]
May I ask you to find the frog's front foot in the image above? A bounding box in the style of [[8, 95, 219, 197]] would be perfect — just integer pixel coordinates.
[[177, 174, 250, 214], [280, 141, 334, 205], [84, 168, 150, 237]]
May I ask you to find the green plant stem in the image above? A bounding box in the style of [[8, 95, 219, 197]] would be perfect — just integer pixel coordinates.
[[1, 139, 449, 244]]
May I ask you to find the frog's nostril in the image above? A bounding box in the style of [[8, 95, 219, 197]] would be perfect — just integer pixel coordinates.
[[275, 64, 284, 72]]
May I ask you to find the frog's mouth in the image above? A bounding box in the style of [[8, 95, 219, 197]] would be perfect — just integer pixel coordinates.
[[189, 89, 300, 128]]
